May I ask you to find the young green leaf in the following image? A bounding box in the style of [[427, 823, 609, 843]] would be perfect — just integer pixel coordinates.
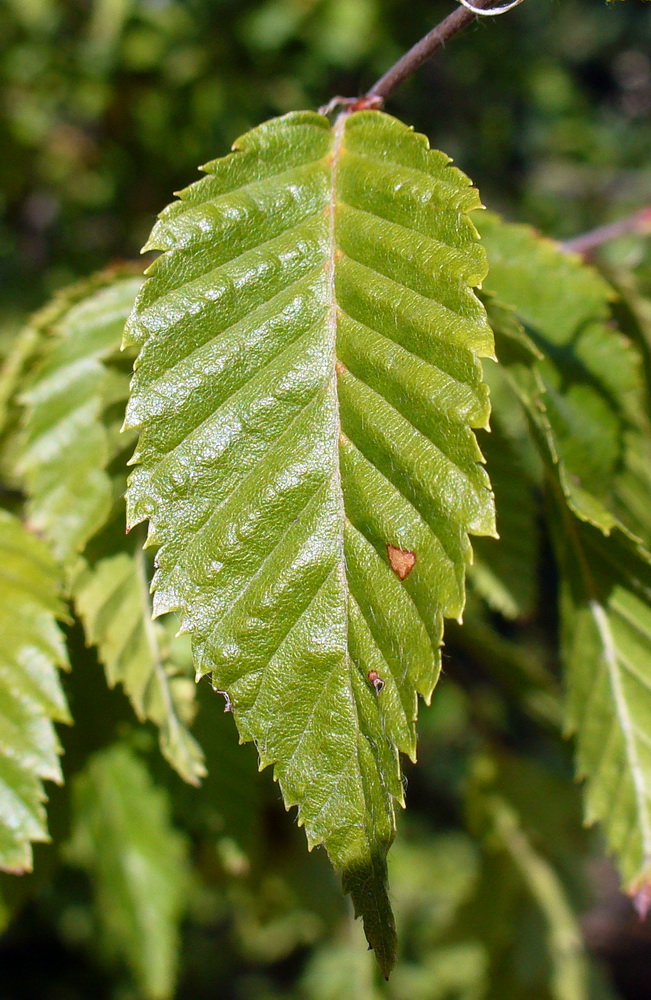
[[599, 268, 651, 545], [0, 510, 70, 873], [19, 269, 143, 564], [67, 744, 190, 1000], [73, 549, 206, 786], [552, 503, 651, 900], [484, 280, 618, 535], [0, 324, 42, 444], [478, 213, 641, 504], [486, 289, 651, 901], [124, 108, 496, 972], [16, 269, 205, 783]]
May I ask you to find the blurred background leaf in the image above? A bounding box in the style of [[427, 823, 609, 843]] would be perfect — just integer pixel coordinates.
[[3, 1, 651, 998], [66, 743, 190, 999]]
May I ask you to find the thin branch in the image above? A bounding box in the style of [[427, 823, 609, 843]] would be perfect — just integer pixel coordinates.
[[366, 0, 506, 103], [561, 207, 651, 258]]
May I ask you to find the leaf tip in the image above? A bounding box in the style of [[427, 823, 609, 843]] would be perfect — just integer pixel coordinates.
[[342, 850, 397, 979]]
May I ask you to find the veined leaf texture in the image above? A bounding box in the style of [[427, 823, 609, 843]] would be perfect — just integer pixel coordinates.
[[16, 270, 205, 786], [20, 272, 143, 564], [0, 510, 69, 873], [556, 512, 651, 895], [73, 550, 206, 786], [485, 247, 651, 902], [124, 109, 496, 971]]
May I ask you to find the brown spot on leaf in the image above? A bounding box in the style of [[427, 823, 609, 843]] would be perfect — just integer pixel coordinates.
[[334, 248, 344, 262], [387, 544, 416, 580], [335, 360, 347, 376]]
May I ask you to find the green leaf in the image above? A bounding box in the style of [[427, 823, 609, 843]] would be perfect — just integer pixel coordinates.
[[124, 108, 496, 973], [467, 297, 543, 620], [612, 427, 651, 546], [16, 268, 205, 783], [598, 268, 651, 546], [19, 269, 143, 564], [604, 265, 651, 397], [73, 549, 206, 786], [484, 280, 618, 535], [485, 279, 651, 900], [67, 744, 189, 1000], [0, 509, 70, 873], [478, 213, 642, 503], [551, 500, 651, 896], [0, 325, 42, 442]]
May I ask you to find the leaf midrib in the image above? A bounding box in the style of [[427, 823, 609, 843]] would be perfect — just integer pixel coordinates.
[[329, 118, 400, 840], [329, 113, 349, 672]]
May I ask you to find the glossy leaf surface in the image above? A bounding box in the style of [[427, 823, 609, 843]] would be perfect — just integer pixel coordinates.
[[124, 109, 495, 972]]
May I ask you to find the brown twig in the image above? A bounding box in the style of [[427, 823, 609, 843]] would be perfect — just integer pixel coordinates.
[[366, 0, 506, 104], [318, 0, 522, 116], [562, 207, 651, 258]]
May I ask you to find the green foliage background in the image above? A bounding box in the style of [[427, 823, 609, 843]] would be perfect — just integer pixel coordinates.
[[3, 0, 651, 319], [2, 1, 651, 999]]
